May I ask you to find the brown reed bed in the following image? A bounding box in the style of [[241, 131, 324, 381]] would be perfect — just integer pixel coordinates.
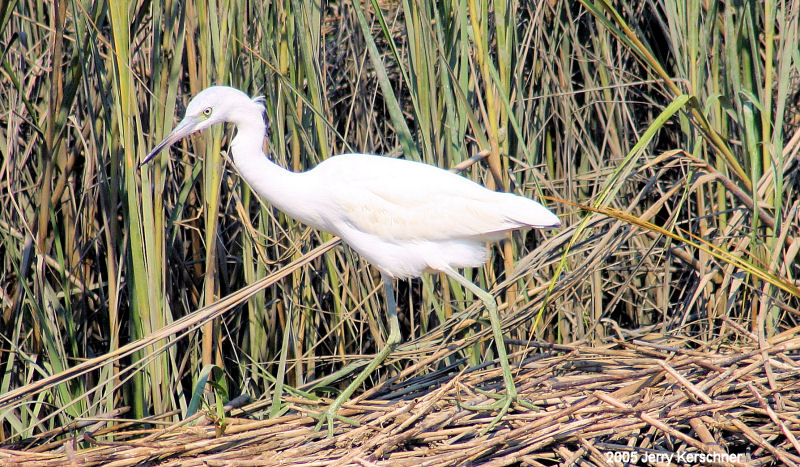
[[2, 327, 799, 466]]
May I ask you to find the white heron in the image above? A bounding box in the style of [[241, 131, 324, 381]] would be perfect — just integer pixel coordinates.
[[140, 86, 560, 435]]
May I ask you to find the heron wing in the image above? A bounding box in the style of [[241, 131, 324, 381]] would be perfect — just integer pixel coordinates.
[[317, 154, 553, 242]]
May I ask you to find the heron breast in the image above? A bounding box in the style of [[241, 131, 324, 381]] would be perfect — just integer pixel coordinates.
[[335, 225, 488, 279]]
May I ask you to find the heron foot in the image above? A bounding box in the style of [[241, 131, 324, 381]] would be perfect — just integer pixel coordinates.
[[310, 402, 360, 437], [460, 387, 536, 435]]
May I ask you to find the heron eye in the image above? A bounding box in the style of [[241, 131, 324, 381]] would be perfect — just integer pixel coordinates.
[[202, 107, 212, 117]]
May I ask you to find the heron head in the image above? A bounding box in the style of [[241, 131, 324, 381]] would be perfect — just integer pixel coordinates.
[[139, 86, 263, 167]]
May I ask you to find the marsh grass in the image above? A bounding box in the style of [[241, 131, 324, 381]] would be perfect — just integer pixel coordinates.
[[1, 0, 798, 442]]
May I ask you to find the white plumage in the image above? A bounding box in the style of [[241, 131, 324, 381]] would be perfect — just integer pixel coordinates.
[[141, 86, 560, 435], [264, 153, 559, 278]]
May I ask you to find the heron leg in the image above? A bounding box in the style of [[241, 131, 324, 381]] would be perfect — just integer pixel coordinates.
[[313, 274, 401, 437], [442, 267, 520, 433]]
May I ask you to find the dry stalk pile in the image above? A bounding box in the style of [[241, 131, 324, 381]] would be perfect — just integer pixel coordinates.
[[2, 329, 799, 466]]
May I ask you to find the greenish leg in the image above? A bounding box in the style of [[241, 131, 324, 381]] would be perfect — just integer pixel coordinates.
[[313, 273, 401, 437], [442, 267, 519, 433]]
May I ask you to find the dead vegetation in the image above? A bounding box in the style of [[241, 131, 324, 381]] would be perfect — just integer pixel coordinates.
[[3, 328, 799, 466]]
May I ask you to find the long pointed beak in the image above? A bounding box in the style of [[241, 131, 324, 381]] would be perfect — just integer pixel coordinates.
[[138, 117, 198, 168]]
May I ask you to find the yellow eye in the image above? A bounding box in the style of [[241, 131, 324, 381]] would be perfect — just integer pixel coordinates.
[[203, 107, 212, 117]]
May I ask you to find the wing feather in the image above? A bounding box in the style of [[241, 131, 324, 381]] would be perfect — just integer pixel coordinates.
[[314, 154, 557, 242]]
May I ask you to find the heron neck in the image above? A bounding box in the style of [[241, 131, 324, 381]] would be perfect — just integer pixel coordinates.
[[229, 118, 322, 228]]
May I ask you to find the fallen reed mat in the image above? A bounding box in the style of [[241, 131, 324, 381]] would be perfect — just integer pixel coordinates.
[[2, 328, 799, 466]]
